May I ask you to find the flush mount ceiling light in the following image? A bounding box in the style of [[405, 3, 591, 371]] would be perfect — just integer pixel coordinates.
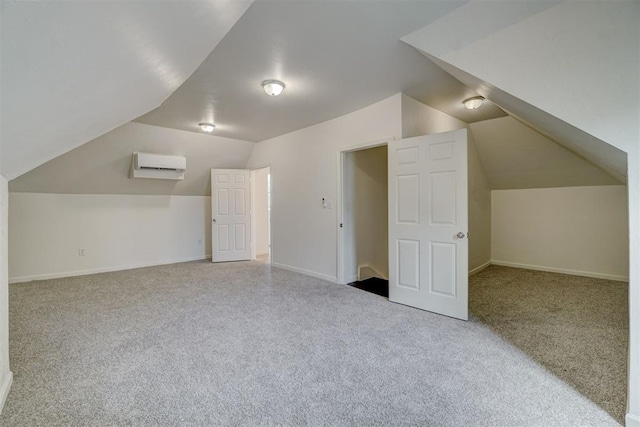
[[463, 96, 484, 110], [262, 79, 286, 96], [199, 123, 216, 133]]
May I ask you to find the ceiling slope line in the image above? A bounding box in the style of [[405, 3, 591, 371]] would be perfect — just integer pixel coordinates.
[[422, 53, 626, 184], [1, 0, 254, 180]]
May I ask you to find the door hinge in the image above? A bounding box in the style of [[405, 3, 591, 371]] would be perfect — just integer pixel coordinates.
[[339, 223, 343, 228]]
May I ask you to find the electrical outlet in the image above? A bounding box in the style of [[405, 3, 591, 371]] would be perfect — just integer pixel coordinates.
[[78, 249, 85, 256]]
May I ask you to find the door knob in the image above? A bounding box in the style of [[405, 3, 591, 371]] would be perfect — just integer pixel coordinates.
[[212, 218, 217, 223], [456, 232, 465, 239]]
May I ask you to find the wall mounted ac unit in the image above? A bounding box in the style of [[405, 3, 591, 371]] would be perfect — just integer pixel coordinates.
[[130, 152, 187, 180]]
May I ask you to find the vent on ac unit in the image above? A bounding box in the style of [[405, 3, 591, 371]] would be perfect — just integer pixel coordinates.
[[130, 152, 186, 180]]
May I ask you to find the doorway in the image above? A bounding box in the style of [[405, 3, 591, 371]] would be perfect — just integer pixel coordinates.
[[252, 167, 271, 264], [339, 144, 389, 294], [338, 130, 470, 320]]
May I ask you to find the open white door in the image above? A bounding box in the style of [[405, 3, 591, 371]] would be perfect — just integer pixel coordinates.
[[388, 129, 468, 320], [211, 169, 251, 262]]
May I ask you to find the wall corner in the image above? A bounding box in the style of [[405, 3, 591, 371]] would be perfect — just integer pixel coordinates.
[[0, 175, 12, 414], [627, 412, 640, 427]]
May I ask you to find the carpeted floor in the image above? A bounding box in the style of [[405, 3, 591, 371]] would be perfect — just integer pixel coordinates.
[[470, 265, 628, 424], [0, 261, 623, 426]]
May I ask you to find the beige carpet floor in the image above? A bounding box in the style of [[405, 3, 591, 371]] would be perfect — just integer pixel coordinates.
[[0, 261, 624, 425], [470, 265, 628, 424]]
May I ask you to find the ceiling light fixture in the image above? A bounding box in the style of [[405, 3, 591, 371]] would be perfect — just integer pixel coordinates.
[[262, 79, 285, 96], [463, 96, 484, 110], [199, 123, 216, 133]]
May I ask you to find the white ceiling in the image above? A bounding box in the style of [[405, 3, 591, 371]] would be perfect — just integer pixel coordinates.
[[402, 0, 629, 183], [3, 0, 622, 193], [1, 0, 253, 179], [135, 0, 506, 142], [470, 117, 620, 189]]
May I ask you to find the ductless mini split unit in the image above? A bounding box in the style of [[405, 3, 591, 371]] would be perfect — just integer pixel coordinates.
[[130, 152, 187, 180]]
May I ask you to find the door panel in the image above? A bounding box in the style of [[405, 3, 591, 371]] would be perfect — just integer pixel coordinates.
[[430, 172, 456, 224], [217, 189, 229, 215], [218, 225, 230, 252], [234, 224, 246, 250], [388, 129, 468, 320], [430, 242, 457, 296], [211, 169, 251, 262], [397, 175, 420, 223], [397, 239, 420, 289]]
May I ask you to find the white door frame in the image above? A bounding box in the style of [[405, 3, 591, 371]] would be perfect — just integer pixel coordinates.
[[336, 138, 391, 285], [250, 165, 271, 261]]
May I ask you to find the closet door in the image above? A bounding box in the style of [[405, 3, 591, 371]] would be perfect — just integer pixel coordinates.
[[388, 129, 468, 320]]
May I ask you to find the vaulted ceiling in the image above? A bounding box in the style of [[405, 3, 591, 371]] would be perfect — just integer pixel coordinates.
[[2, 0, 631, 193], [8, 122, 255, 196], [1, 0, 253, 180], [470, 117, 620, 189], [2, 0, 511, 183], [135, 0, 505, 142], [401, 0, 634, 183]]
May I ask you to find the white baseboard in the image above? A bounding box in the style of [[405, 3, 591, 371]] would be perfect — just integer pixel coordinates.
[[345, 273, 358, 284], [271, 262, 337, 283], [491, 260, 628, 282], [469, 260, 492, 276], [0, 371, 13, 414], [357, 264, 388, 281], [627, 413, 640, 427], [256, 251, 269, 257], [9, 255, 212, 284]]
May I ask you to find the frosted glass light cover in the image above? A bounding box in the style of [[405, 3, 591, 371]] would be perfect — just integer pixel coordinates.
[[262, 80, 285, 96], [463, 96, 484, 110], [199, 123, 216, 132]]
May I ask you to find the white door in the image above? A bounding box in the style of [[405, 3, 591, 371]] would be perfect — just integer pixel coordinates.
[[211, 169, 251, 262], [388, 129, 468, 320]]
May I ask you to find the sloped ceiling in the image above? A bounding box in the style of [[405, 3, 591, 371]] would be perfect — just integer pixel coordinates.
[[401, 0, 634, 183], [431, 56, 628, 184], [1, 0, 253, 180], [8, 122, 255, 197], [470, 117, 619, 189], [134, 0, 505, 142], [4, 0, 629, 195]]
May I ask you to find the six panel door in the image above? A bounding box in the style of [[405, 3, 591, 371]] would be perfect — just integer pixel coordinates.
[[211, 169, 252, 262], [388, 129, 469, 320]]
